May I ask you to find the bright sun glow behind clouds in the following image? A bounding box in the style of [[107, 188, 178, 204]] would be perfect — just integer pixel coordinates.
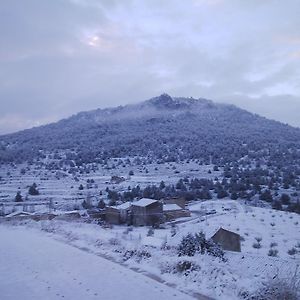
[[0, 0, 300, 134]]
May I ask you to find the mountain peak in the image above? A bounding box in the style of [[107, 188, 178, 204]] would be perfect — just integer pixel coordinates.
[[148, 93, 189, 109]]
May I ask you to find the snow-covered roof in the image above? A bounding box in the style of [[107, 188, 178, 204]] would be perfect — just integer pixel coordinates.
[[5, 211, 33, 218], [116, 202, 131, 210], [0, 201, 50, 206], [163, 204, 182, 211], [132, 198, 158, 207]]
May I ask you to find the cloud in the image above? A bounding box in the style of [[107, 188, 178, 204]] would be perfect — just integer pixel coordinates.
[[0, 0, 300, 133]]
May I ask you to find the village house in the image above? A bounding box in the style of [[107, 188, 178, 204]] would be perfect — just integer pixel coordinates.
[[131, 198, 163, 226], [211, 227, 241, 252], [105, 202, 132, 225]]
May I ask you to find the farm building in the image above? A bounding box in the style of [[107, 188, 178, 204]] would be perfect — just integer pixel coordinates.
[[211, 227, 241, 252], [0, 201, 50, 216], [131, 198, 163, 226], [163, 197, 186, 209], [163, 204, 190, 221], [105, 202, 132, 224]]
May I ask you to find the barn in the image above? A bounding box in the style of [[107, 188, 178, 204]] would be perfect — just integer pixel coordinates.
[[163, 197, 186, 209], [211, 227, 241, 252], [163, 204, 190, 221]]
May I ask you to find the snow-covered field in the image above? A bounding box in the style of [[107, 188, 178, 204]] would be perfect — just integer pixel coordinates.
[[1, 199, 299, 299], [0, 160, 220, 209]]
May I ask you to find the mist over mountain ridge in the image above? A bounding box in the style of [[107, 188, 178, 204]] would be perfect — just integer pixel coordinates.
[[1, 94, 300, 165]]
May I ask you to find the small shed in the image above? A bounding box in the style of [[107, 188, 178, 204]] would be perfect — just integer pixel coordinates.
[[211, 227, 241, 252], [163, 197, 186, 209], [131, 198, 163, 226], [163, 204, 190, 221]]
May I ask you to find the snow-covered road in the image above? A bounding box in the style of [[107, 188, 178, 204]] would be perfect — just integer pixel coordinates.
[[0, 225, 194, 300]]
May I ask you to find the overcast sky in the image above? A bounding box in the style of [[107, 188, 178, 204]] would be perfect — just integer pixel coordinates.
[[1, 0, 300, 134]]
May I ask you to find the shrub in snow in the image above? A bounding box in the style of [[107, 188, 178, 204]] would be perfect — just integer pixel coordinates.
[[109, 238, 120, 246], [28, 183, 39, 195], [147, 228, 154, 236], [176, 260, 200, 276], [248, 267, 300, 300], [288, 248, 297, 256], [255, 237, 262, 243], [270, 242, 278, 248], [253, 242, 262, 249], [128, 170, 134, 176], [268, 248, 278, 257], [123, 248, 151, 262], [280, 193, 291, 205], [15, 191, 23, 202], [160, 261, 176, 274]]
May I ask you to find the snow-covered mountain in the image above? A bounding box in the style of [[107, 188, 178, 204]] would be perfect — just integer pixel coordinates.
[[1, 94, 300, 164]]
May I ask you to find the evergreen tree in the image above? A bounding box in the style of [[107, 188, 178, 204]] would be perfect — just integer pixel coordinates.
[[28, 183, 39, 195], [178, 233, 197, 257], [97, 199, 106, 209], [15, 191, 23, 202], [280, 193, 290, 205]]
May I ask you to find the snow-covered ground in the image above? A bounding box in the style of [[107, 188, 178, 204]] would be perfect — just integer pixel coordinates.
[[1, 199, 299, 299], [0, 225, 194, 300]]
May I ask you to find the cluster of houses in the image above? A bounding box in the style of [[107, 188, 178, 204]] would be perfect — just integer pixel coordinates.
[[0, 197, 242, 252], [105, 197, 242, 252], [0, 197, 190, 227], [105, 197, 190, 226]]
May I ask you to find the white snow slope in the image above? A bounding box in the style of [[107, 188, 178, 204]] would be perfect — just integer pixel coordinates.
[[0, 226, 193, 300]]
